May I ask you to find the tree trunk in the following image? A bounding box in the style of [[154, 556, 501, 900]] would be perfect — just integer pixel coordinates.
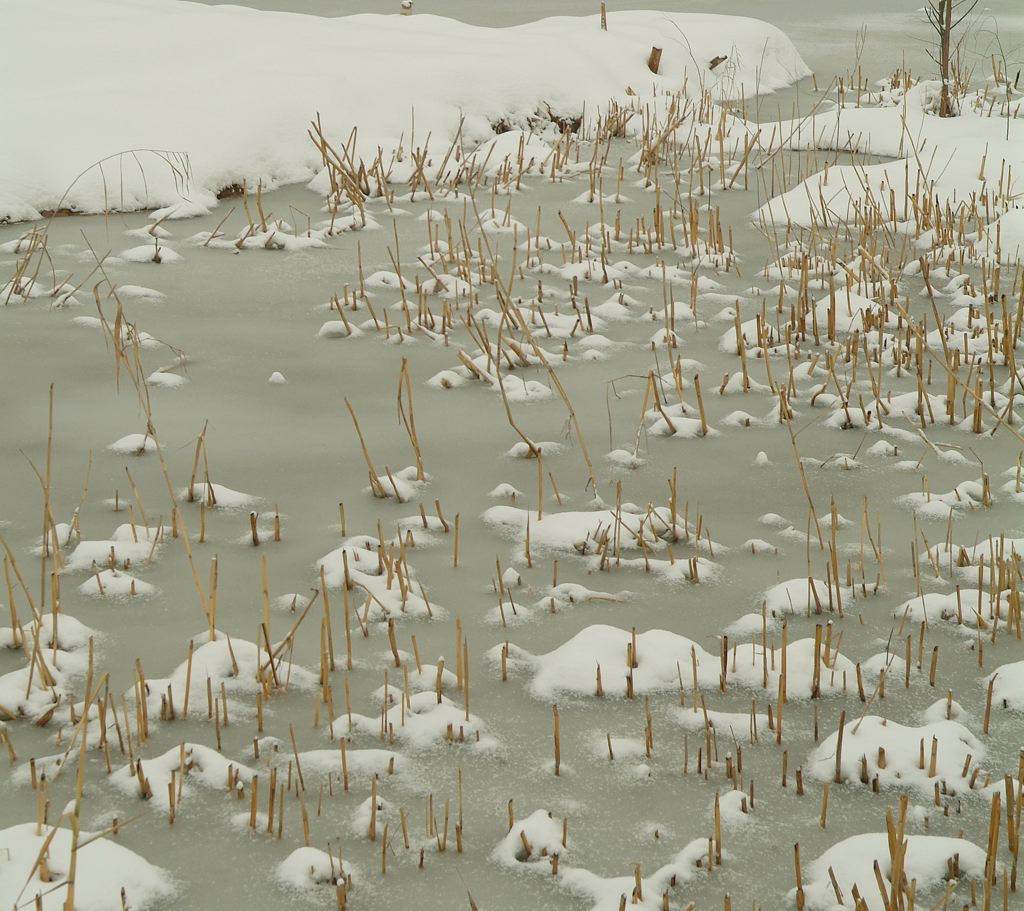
[[939, 0, 953, 116]]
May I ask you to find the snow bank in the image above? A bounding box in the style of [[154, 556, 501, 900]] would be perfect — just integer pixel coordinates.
[[756, 81, 1022, 227], [0, 0, 808, 220]]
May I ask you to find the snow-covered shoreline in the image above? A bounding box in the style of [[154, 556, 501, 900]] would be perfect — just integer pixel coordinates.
[[0, 0, 810, 221]]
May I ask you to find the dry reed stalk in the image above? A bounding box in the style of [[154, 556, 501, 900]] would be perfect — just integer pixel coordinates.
[[553, 704, 561, 776]]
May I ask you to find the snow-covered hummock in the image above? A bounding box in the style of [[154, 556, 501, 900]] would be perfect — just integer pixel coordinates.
[[31, 523, 74, 555], [275, 847, 355, 892], [488, 582, 626, 625], [986, 660, 1024, 712], [338, 691, 491, 750], [763, 577, 854, 616], [557, 838, 712, 911], [114, 284, 165, 303], [273, 592, 311, 613], [0, 614, 95, 719], [64, 523, 166, 572], [107, 433, 157, 455], [0, 612, 94, 653], [109, 742, 255, 812], [491, 809, 568, 867], [919, 537, 1024, 586], [894, 589, 1005, 629], [797, 832, 986, 911], [276, 747, 404, 784], [806, 715, 983, 793], [607, 449, 646, 469], [0, 822, 175, 911], [986, 208, 1024, 264], [78, 568, 156, 597], [0, 0, 808, 220], [118, 243, 182, 264], [921, 696, 967, 724], [713, 788, 754, 826], [493, 812, 714, 910], [898, 478, 987, 519], [177, 481, 258, 509], [483, 504, 723, 558], [674, 705, 770, 740], [317, 535, 442, 622], [140, 634, 317, 719], [72, 316, 162, 350], [488, 482, 523, 500], [145, 370, 189, 389], [368, 465, 430, 502], [495, 624, 854, 699]]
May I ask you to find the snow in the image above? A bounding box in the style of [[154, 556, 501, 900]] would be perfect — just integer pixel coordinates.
[[113, 284, 165, 302], [145, 370, 188, 389], [317, 535, 443, 622], [987, 208, 1024, 264], [763, 577, 853, 616], [65, 538, 159, 573], [141, 635, 317, 719], [107, 433, 157, 455], [482, 504, 720, 562], [491, 809, 568, 867], [177, 481, 258, 509], [0, 0, 809, 220], [806, 715, 983, 794], [557, 838, 712, 911], [276, 847, 354, 892], [117, 244, 183, 265], [78, 568, 157, 597], [496, 623, 854, 699], [339, 692, 489, 749], [798, 832, 987, 911], [986, 659, 1024, 712], [278, 747, 405, 783], [0, 822, 175, 911], [0, 642, 88, 719], [756, 81, 1023, 227], [109, 742, 256, 812], [20, 614, 96, 652]]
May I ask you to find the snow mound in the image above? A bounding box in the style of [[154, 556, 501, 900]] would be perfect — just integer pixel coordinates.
[[806, 715, 982, 794], [798, 832, 986, 911], [0, 822, 175, 911]]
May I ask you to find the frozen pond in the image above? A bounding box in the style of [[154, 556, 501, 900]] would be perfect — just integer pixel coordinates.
[[1, 2, 1023, 911]]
